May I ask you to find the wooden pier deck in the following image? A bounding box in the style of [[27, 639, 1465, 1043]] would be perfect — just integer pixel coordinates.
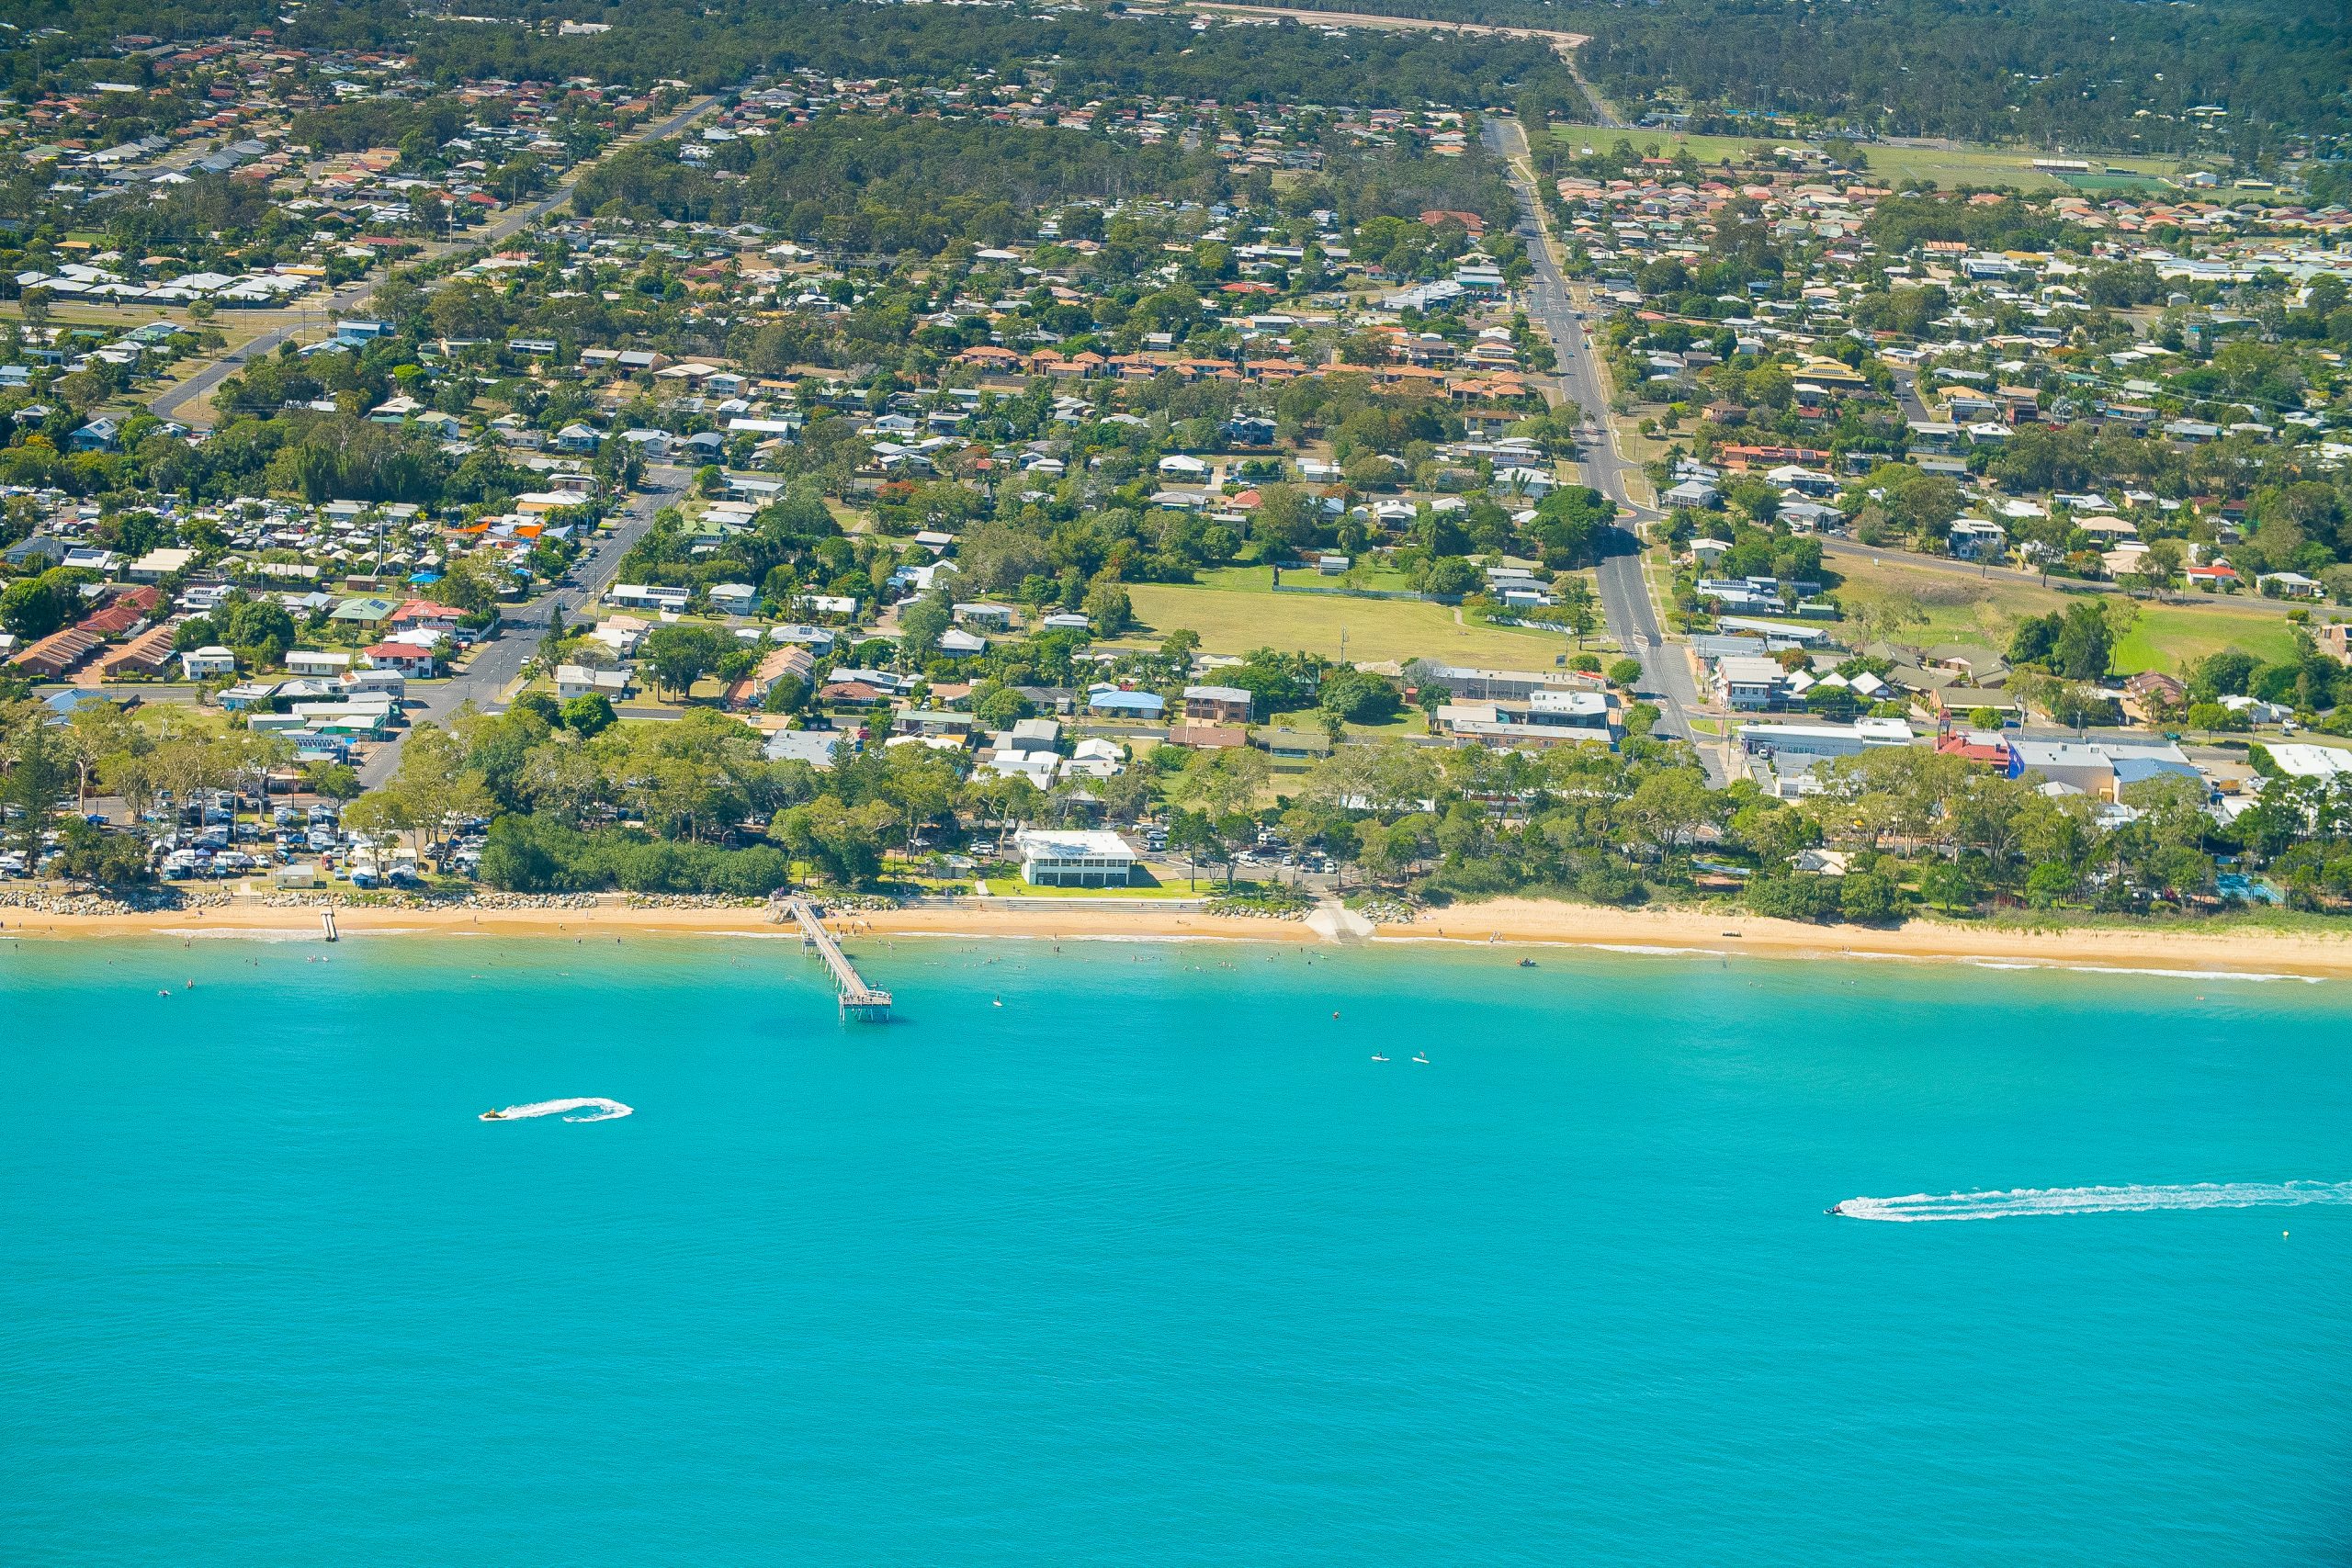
[[775, 897, 892, 1020]]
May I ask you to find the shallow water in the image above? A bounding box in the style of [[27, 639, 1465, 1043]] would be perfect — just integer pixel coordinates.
[[5, 934, 2348, 1564]]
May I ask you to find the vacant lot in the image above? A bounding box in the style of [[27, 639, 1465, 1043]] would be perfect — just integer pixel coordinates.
[[2112, 604, 2301, 674], [1125, 572, 1574, 666], [1834, 554, 2075, 649], [1831, 554, 2300, 671]]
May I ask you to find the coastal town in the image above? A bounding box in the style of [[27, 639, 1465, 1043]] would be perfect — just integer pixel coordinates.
[[13, 3, 2352, 1562], [6, 0, 2352, 936]]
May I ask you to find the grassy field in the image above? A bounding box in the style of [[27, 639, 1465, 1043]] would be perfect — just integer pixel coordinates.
[[1555, 125, 1759, 164], [1126, 570, 1574, 666], [1870, 144, 2176, 194], [1551, 123, 2177, 193], [1829, 555, 2299, 671], [2112, 604, 2301, 675], [1835, 555, 2082, 649]]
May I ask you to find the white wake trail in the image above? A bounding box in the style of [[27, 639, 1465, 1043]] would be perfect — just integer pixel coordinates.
[[484, 1098, 633, 1123], [1832, 1181, 2352, 1222]]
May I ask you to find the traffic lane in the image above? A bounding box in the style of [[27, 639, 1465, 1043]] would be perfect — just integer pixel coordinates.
[[1488, 115, 1715, 771]]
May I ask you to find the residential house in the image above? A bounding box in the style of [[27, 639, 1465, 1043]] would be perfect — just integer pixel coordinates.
[[725, 644, 814, 709], [1182, 684, 1255, 724], [1948, 519, 2008, 560], [606, 583, 693, 614], [360, 642, 439, 678], [286, 649, 353, 678], [178, 644, 237, 680], [556, 664, 630, 702], [330, 595, 401, 628], [707, 582, 759, 616], [68, 416, 121, 452], [129, 547, 195, 581], [1087, 688, 1166, 720]]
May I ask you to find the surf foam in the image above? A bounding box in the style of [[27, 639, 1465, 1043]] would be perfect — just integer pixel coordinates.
[[1834, 1181, 2352, 1222], [486, 1097, 633, 1122]]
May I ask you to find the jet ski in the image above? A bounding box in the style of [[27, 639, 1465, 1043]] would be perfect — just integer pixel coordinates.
[[480, 1109, 506, 1121]]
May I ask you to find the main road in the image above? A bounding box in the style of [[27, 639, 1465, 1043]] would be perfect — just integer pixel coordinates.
[[150, 95, 720, 429], [356, 464, 686, 785], [1485, 116, 1727, 781]]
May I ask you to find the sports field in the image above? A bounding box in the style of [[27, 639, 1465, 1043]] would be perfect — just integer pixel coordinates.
[[1551, 123, 2177, 193]]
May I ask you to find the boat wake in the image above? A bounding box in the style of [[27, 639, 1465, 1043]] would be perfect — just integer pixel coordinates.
[[482, 1097, 633, 1123], [1832, 1181, 2352, 1222]]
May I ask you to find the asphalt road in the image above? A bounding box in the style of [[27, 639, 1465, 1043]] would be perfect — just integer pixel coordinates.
[[356, 464, 686, 785], [148, 96, 720, 430], [1487, 117, 1726, 780], [1890, 367, 1932, 423]]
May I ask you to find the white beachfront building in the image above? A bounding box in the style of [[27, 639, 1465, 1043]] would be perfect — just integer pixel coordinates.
[[1012, 828, 1137, 888]]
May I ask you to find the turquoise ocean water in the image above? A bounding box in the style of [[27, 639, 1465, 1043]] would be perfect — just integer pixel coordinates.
[[4, 931, 2350, 1565]]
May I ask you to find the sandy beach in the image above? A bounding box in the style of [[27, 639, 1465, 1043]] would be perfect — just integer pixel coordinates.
[[6, 895, 2352, 978]]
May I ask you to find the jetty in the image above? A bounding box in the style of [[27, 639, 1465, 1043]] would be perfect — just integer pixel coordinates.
[[773, 896, 891, 1020]]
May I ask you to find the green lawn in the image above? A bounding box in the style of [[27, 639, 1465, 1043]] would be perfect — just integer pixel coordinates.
[[2112, 604, 2300, 675], [1264, 704, 1431, 739], [1552, 123, 2177, 193], [1126, 576, 1576, 666], [975, 878, 1201, 900]]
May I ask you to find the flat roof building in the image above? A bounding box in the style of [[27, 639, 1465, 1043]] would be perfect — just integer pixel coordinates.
[[1013, 828, 1138, 888]]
